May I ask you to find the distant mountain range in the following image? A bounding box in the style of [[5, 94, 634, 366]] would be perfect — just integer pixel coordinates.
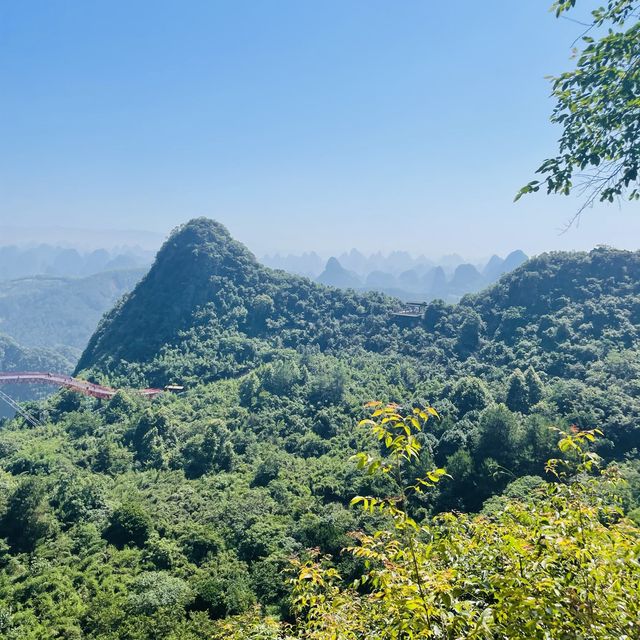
[[313, 250, 528, 302], [262, 249, 528, 302], [0, 244, 154, 280], [262, 248, 526, 278], [0, 269, 146, 353]]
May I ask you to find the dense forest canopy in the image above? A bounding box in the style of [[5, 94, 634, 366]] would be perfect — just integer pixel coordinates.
[[0, 218, 637, 637]]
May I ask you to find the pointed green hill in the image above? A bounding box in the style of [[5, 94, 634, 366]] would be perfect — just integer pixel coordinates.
[[75, 218, 397, 384], [77, 219, 260, 371]]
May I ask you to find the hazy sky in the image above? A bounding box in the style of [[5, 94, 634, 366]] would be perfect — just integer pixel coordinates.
[[1, 1, 638, 257]]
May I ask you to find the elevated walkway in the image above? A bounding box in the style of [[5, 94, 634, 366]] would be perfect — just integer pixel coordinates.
[[0, 371, 163, 399]]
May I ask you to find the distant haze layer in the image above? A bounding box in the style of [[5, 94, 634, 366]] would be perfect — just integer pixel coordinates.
[[0, 226, 165, 251]]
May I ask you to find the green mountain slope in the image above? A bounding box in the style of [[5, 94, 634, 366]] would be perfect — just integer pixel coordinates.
[[76, 219, 398, 383], [0, 333, 72, 372]]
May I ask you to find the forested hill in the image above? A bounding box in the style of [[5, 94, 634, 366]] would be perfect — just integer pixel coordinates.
[[432, 246, 640, 376], [0, 334, 72, 373], [470, 247, 640, 332], [74, 218, 640, 458]]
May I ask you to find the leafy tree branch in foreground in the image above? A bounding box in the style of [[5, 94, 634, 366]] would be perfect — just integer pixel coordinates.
[[284, 406, 640, 639], [517, 0, 640, 222]]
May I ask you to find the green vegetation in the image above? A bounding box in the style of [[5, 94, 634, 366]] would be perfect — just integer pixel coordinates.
[[0, 218, 638, 637], [286, 408, 640, 639], [0, 335, 71, 374], [79, 221, 640, 463]]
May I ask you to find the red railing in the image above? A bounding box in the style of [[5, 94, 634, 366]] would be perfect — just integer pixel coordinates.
[[0, 371, 163, 399]]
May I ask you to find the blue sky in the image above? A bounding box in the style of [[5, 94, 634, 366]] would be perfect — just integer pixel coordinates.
[[0, 0, 638, 257]]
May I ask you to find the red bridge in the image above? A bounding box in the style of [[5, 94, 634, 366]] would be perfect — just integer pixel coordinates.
[[0, 371, 164, 400]]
